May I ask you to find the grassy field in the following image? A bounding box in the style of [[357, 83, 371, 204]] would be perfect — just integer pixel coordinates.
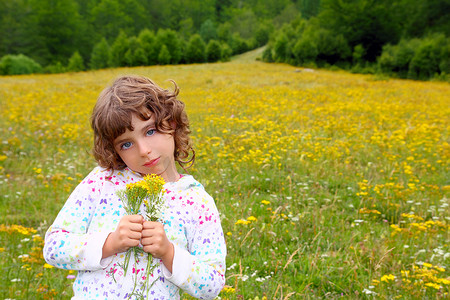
[[0, 59, 449, 299]]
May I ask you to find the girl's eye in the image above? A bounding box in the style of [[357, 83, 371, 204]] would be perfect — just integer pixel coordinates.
[[121, 142, 132, 150], [146, 129, 156, 136]]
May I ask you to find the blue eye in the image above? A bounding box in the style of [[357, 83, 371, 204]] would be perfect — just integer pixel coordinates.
[[121, 142, 132, 150], [146, 129, 156, 136]]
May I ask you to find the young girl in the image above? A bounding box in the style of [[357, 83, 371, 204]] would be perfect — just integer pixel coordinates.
[[43, 75, 226, 299]]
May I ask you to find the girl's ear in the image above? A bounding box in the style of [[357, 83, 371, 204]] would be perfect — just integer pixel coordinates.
[[171, 121, 177, 130]]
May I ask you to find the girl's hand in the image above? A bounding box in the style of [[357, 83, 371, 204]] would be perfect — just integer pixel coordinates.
[[102, 215, 143, 258], [141, 221, 174, 272]]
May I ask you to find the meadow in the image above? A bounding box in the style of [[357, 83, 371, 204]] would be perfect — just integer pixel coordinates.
[[0, 59, 449, 299]]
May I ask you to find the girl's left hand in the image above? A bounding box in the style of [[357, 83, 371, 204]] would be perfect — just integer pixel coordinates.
[[141, 221, 174, 272]]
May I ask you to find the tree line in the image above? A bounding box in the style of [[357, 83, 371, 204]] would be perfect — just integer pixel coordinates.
[[1, 0, 448, 81], [0, 0, 318, 74], [263, 0, 449, 81]]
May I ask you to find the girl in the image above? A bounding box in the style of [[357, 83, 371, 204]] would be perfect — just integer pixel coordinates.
[[43, 75, 226, 299]]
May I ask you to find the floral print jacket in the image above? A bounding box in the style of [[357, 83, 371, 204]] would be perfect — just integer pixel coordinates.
[[44, 167, 226, 299]]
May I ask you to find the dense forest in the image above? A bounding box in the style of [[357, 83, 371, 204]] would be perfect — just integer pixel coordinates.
[[0, 0, 448, 80]]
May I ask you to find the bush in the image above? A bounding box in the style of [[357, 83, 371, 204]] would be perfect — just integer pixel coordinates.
[[67, 51, 84, 72], [229, 33, 249, 55], [44, 62, 65, 74], [262, 45, 274, 63], [378, 35, 449, 80], [206, 40, 222, 62], [221, 43, 232, 62], [293, 36, 317, 65], [378, 39, 420, 77], [273, 33, 289, 62], [185, 34, 206, 64], [0, 54, 42, 75], [408, 34, 449, 80]]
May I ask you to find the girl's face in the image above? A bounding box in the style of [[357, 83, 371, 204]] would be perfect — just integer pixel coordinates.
[[113, 114, 179, 182]]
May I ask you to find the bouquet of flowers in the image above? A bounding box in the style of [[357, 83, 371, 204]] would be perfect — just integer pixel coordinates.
[[115, 174, 166, 298]]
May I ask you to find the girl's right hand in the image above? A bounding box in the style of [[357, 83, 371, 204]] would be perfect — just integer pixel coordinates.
[[102, 215, 143, 258]]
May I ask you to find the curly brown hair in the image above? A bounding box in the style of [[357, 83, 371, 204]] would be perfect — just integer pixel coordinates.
[[91, 75, 195, 171]]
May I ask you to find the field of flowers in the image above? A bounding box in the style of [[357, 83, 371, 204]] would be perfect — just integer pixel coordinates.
[[0, 60, 449, 299]]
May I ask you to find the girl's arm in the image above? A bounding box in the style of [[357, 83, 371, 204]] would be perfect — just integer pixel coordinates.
[[43, 168, 125, 270], [163, 192, 227, 300]]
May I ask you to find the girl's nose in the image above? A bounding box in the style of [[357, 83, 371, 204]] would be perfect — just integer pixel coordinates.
[[138, 141, 151, 156]]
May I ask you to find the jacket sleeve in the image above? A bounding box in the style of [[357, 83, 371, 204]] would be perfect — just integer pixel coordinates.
[[161, 191, 227, 299], [43, 169, 113, 270]]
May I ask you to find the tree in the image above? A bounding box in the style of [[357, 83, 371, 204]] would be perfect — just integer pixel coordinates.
[[28, 0, 83, 65], [157, 45, 171, 65], [185, 34, 206, 63], [90, 38, 111, 69], [67, 51, 85, 72], [0, 0, 37, 59], [109, 30, 129, 67], [273, 33, 289, 62], [124, 37, 147, 66], [408, 34, 449, 80], [206, 40, 222, 62], [199, 19, 217, 43], [155, 29, 182, 64], [318, 0, 401, 62], [91, 0, 147, 42], [138, 29, 158, 65]]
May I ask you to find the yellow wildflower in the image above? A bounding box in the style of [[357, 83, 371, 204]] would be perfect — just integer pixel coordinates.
[[381, 274, 395, 282], [425, 282, 441, 290], [247, 216, 257, 222]]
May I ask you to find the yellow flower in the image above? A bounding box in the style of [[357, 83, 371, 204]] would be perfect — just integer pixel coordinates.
[[247, 216, 257, 222], [381, 274, 395, 282], [425, 282, 441, 290], [261, 200, 270, 205], [235, 219, 250, 225], [44, 263, 54, 269], [222, 285, 235, 293]]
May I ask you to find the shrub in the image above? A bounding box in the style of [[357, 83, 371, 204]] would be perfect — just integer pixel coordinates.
[[44, 62, 65, 74], [206, 40, 222, 62], [378, 39, 420, 77], [229, 33, 249, 55], [293, 37, 317, 65], [262, 45, 274, 63], [67, 51, 84, 72], [408, 34, 449, 80], [273, 33, 289, 62], [0, 54, 42, 75], [185, 34, 206, 64], [221, 43, 232, 62]]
